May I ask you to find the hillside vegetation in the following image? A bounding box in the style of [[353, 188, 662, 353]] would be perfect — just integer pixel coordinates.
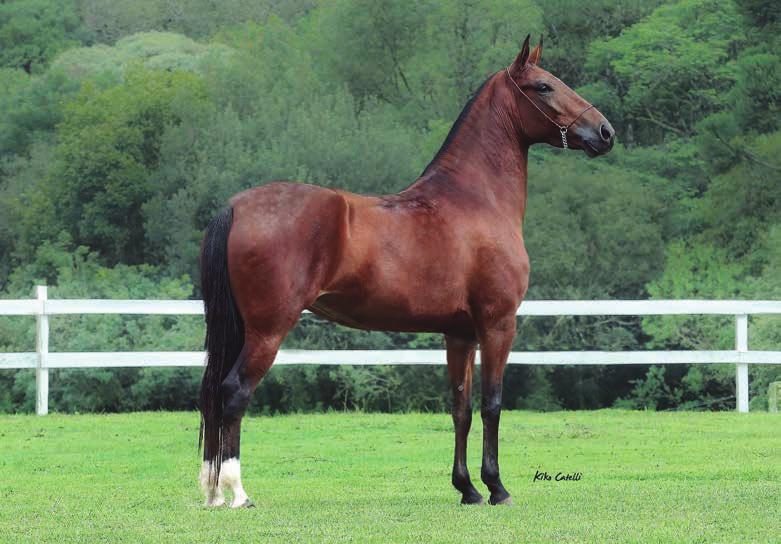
[[0, 0, 779, 413]]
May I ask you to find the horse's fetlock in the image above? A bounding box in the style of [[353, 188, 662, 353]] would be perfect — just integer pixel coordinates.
[[481, 465, 501, 487], [452, 466, 471, 489]]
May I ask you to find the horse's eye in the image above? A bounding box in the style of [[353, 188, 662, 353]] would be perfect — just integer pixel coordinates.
[[536, 83, 553, 94]]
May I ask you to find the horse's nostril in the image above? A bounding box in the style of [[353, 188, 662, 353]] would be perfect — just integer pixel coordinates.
[[599, 123, 613, 142]]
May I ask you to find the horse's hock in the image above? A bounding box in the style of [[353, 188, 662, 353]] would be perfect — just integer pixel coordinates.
[[769, 382, 781, 412]]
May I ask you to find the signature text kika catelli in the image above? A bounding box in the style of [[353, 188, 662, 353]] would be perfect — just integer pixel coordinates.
[[533, 470, 582, 482]]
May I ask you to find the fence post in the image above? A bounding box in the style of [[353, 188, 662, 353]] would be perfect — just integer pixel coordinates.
[[35, 285, 49, 416], [769, 382, 781, 413], [735, 314, 749, 413]]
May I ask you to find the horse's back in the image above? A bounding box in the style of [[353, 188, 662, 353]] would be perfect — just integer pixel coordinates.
[[229, 181, 344, 227]]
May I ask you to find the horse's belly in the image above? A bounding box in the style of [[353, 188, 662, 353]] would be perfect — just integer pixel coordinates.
[[307, 293, 473, 335]]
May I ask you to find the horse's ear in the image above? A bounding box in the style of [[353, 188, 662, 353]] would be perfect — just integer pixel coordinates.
[[528, 35, 543, 65], [510, 34, 532, 74]]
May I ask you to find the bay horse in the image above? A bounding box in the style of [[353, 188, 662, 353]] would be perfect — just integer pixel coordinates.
[[198, 35, 614, 508]]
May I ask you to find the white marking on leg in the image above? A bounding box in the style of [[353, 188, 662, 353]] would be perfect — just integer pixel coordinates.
[[219, 457, 250, 508], [199, 460, 225, 507]]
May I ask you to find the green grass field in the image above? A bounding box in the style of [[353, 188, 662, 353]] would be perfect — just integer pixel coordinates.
[[0, 410, 778, 543]]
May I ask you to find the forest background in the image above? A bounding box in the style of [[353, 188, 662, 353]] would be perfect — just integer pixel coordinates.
[[0, 0, 779, 413]]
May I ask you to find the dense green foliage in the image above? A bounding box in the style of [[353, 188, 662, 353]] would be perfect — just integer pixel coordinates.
[[1, 411, 780, 542], [0, 0, 779, 413]]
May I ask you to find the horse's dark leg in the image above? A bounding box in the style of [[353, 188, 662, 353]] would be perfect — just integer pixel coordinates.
[[477, 316, 515, 505], [213, 333, 283, 508], [446, 335, 484, 505]]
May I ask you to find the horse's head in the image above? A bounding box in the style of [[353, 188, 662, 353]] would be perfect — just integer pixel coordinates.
[[505, 35, 615, 157]]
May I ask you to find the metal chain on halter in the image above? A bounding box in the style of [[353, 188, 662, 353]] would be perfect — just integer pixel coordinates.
[[505, 66, 594, 149]]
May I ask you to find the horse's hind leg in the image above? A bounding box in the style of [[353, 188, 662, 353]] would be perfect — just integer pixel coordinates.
[[202, 186, 345, 506], [446, 335, 484, 505], [216, 333, 284, 508]]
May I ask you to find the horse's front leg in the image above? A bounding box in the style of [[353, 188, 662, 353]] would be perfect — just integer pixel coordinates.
[[477, 316, 515, 505], [446, 335, 484, 505]]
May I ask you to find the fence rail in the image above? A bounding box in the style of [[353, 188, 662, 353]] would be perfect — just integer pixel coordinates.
[[1, 286, 780, 415]]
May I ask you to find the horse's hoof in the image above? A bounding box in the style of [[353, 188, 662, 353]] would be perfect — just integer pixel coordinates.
[[205, 496, 226, 507], [489, 496, 513, 506], [460, 493, 485, 506], [230, 499, 254, 509]]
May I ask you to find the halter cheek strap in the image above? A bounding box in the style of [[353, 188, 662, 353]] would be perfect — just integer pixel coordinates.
[[505, 66, 594, 149]]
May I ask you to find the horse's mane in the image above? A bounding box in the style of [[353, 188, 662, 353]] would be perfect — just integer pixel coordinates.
[[420, 74, 495, 176]]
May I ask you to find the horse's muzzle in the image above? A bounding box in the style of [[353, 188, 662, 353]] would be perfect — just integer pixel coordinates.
[[579, 121, 615, 157]]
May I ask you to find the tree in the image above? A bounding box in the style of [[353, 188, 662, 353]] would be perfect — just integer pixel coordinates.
[[0, 0, 90, 73], [583, 0, 744, 144], [51, 67, 209, 263], [696, 131, 781, 260], [540, 0, 666, 86], [313, 0, 543, 125], [0, 67, 81, 156], [77, 0, 313, 43], [50, 31, 234, 81]]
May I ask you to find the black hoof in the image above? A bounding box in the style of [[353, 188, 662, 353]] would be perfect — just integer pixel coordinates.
[[460, 491, 485, 505], [489, 494, 513, 506]]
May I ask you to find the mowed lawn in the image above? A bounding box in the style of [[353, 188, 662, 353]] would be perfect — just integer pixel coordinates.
[[0, 411, 779, 543]]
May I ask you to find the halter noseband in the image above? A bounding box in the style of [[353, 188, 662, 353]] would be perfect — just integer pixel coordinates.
[[505, 66, 594, 149]]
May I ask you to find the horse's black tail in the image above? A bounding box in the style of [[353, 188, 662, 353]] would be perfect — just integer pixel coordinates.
[[199, 206, 244, 481]]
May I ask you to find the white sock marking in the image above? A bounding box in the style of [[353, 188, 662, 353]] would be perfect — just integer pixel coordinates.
[[219, 458, 250, 508], [199, 460, 225, 506]]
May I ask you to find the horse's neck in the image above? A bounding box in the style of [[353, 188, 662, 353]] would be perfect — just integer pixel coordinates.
[[412, 81, 530, 220]]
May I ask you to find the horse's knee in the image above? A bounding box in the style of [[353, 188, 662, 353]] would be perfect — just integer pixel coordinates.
[[452, 404, 472, 427], [481, 397, 502, 422]]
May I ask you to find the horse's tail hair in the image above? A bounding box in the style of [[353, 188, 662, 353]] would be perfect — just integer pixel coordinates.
[[199, 206, 244, 482]]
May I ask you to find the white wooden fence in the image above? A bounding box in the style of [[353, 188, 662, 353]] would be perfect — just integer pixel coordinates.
[[1, 286, 780, 415]]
